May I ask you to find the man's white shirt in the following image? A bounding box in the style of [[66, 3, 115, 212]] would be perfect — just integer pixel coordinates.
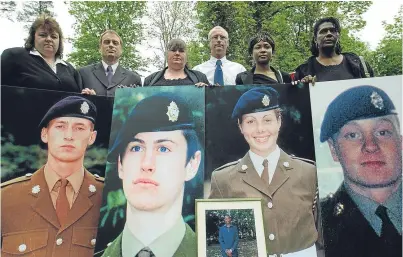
[[193, 56, 246, 85]]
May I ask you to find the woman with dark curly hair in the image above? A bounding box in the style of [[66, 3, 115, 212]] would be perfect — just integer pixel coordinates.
[[1, 15, 82, 92]]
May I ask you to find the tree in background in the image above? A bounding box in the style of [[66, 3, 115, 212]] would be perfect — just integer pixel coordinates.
[[370, 7, 402, 76], [146, 1, 196, 70], [190, 1, 373, 72], [17, 1, 54, 30], [68, 1, 146, 71], [0, 1, 16, 21]]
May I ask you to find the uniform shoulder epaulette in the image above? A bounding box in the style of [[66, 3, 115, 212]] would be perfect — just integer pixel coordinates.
[[93, 173, 105, 182], [290, 154, 316, 165], [214, 160, 240, 171], [1, 173, 33, 188]]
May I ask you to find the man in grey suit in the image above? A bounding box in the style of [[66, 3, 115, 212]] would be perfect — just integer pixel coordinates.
[[79, 30, 141, 97]]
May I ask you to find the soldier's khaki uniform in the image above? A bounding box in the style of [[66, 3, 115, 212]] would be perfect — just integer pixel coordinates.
[[1, 167, 104, 257], [210, 150, 318, 255]]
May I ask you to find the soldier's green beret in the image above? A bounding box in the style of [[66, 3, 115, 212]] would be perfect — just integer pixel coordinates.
[[38, 96, 97, 128], [232, 86, 280, 121], [320, 85, 397, 142], [108, 92, 195, 162]]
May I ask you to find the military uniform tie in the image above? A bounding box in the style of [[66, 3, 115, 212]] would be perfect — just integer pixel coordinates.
[[262, 159, 269, 184], [56, 178, 69, 225], [136, 247, 155, 257], [375, 205, 401, 242], [375, 204, 402, 256], [214, 59, 224, 86], [106, 65, 113, 85]]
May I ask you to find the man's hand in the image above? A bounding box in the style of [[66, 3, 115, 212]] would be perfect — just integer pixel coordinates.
[[81, 88, 96, 95]]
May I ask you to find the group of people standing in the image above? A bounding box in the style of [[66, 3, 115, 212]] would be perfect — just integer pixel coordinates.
[[2, 11, 400, 257], [1, 15, 373, 97]]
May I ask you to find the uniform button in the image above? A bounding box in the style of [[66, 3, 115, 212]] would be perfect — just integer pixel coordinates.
[[18, 244, 27, 252], [91, 238, 96, 246], [267, 202, 273, 209], [269, 233, 275, 240], [56, 238, 63, 246]]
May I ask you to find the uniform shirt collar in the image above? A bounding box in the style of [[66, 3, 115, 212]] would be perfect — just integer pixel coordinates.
[[344, 182, 402, 235], [44, 164, 84, 194], [122, 217, 186, 257], [209, 55, 228, 64], [249, 145, 280, 183], [29, 49, 67, 66], [102, 60, 119, 74]]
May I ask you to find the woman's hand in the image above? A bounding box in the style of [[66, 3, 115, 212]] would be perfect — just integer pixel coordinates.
[[81, 88, 96, 95], [194, 82, 210, 88]]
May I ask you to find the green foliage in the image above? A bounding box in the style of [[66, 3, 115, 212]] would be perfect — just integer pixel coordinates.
[[370, 7, 402, 76], [192, 1, 373, 72], [67, 1, 146, 71], [1, 131, 108, 180], [206, 209, 256, 239]]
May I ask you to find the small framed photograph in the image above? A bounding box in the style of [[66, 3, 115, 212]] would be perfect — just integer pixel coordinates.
[[196, 198, 267, 257]]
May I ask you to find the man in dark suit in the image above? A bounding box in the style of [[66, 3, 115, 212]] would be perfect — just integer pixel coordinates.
[[320, 85, 402, 257], [1, 96, 104, 257], [79, 30, 141, 97]]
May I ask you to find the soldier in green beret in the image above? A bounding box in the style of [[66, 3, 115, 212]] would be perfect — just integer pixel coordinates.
[[209, 86, 321, 256], [1, 96, 104, 257], [101, 92, 202, 257], [320, 85, 402, 257]]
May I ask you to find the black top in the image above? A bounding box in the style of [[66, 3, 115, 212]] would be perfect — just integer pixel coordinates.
[[294, 52, 374, 82], [1, 47, 82, 93], [312, 57, 355, 82], [253, 73, 280, 84], [143, 66, 210, 86], [235, 66, 291, 85], [153, 76, 194, 86]]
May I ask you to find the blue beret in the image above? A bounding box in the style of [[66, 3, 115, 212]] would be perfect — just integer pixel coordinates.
[[108, 92, 195, 161], [320, 85, 397, 142], [39, 96, 97, 128], [232, 86, 280, 120]]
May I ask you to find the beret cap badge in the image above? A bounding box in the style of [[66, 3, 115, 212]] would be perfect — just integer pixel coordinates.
[[370, 91, 384, 110], [166, 101, 179, 122], [262, 95, 270, 107], [80, 101, 90, 114]]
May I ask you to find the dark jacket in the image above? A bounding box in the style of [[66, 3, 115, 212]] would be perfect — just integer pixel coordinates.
[[1, 47, 82, 93], [78, 62, 142, 97], [294, 52, 374, 81], [321, 184, 402, 257], [235, 66, 291, 84], [143, 66, 209, 86]]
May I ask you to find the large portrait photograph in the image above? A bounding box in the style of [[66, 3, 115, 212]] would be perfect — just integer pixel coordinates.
[[196, 199, 267, 257], [1, 86, 113, 181], [310, 76, 402, 257], [205, 84, 319, 256], [94, 86, 205, 257], [1, 86, 113, 256]]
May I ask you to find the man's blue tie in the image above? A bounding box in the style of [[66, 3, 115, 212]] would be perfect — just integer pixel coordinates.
[[214, 59, 224, 86], [106, 65, 113, 85]]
